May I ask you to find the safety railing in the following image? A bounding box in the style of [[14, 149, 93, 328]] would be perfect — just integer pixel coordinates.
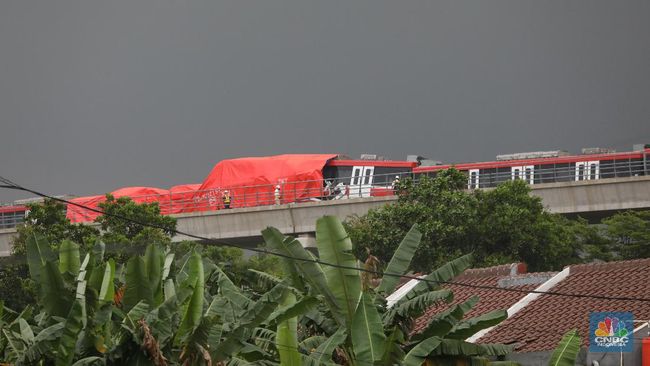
[[64, 171, 411, 223], [2, 157, 647, 227]]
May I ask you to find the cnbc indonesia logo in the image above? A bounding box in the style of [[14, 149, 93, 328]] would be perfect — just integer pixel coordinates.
[[590, 312, 634, 352]]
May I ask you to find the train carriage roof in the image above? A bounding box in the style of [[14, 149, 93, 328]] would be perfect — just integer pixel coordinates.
[[414, 150, 648, 173]]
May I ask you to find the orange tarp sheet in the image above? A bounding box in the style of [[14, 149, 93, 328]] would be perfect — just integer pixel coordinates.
[[193, 154, 337, 210]]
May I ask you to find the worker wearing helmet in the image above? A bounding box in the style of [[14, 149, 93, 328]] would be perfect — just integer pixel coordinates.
[[274, 184, 281, 205], [392, 175, 400, 190], [222, 190, 231, 209]]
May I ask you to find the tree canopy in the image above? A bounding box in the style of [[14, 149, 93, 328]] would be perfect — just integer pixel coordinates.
[[346, 168, 606, 272]]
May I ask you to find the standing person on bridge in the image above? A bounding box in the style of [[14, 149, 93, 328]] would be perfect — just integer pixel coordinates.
[[274, 184, 282, 205], [222, 190, 231, 209], [392, 175, 401, 192]]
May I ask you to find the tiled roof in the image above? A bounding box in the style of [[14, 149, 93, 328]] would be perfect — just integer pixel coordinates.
[[477, 258, 650, 352], [412, 263, 556, 334]]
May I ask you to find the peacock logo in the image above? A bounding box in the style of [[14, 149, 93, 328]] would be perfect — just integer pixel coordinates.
[[594, 316, 629, 338], [589, 312, 634, 352]]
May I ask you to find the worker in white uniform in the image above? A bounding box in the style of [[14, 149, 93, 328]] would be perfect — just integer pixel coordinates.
[[274, 184, 281, 205]]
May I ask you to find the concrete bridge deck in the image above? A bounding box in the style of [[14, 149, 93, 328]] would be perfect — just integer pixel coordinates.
[[1, 175, 649, 255]]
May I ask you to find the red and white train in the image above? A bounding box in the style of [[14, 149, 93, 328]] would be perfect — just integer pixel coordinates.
[[1, 145, 648, 227]]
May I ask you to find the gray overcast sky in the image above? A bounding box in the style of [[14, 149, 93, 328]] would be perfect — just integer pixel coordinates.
[[2, 0, 649, 202]]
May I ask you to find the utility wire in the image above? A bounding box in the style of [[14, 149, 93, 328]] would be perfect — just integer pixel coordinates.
[[2, 177, 650, 303]]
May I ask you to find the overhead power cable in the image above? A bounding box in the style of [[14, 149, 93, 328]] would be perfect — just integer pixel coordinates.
[[1, 176, 650, 303]]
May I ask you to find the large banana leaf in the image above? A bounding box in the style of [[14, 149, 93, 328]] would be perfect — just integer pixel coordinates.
[[411, 296, 478, 342], [87, 264, 105, 297], [251, 327, 276, 352], [26, 232, 52, 282], [262, 227, 342, 325], [145, 294, 184, 348], [377, 224, 422, 295], [120, 301, 150, 341], [91, 239, 105, 264], [303, 308, 340, 335], [351, 292, 386, 364], [55, 300, 85, 366], [383, 289, 453, 326], [396, 253, 473, 307], [447, 309, 507, 340], [41, 261, 73, 317], [316, 216, 362, 326], [144, 244, 164, 305], [176, 250, 205, 344], [123, 256, 153, 311], [261, 229, 306, 291], [21, 323, 65, 364], [304, 328, 346, 366], [98, 259, 116, 304], [299, 336, 328, 354], [59, 240, 81, 278], [163, 278, 176, 301], [276, 291, 301, 366], [428, 339, 512, 357], [17, 318, 34, 344], [268, 296, 320, 325], [214, 266, 252, 311], [214, 282, 287, 361], [547, 329, 581, 366], [403, 336, 442, 366], [379, 326, 406, 366], [162, 251, 175, 280]]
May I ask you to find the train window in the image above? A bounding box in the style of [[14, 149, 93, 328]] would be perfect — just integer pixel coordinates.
[[589, 163, 598, 180], [468, 169, 479, 189], [351, 167, 362, 185], [362, 167, 374, 185], [576, 161, 599, 181], [525, 167, 533, 183], [511, 166, 534, 184]]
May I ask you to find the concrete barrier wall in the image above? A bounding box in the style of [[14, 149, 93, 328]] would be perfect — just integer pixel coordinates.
[[172, 196, 396, 243], [531, 175, 650, 214]]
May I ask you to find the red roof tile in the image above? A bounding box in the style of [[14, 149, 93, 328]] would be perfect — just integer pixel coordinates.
[[477, 258, 650, 352], [412, 263, 555, 335]]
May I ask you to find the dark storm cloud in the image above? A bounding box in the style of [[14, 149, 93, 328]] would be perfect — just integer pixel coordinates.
[[1, 0, 649, 201]]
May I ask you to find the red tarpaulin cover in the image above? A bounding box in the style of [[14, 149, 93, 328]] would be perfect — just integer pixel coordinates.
[[193, 154, 337, 210], [67, 186, 169, 223], [169, 184, 202, 214]]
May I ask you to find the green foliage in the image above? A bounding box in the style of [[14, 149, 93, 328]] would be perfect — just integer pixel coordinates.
[[350, 292, 386, 363], [347, 169, 600, 272], [2, 204, 525, 365], [602, 210, 650, 259], [547, 329, 581, 366], [12, 198, 99, 255], [96, 194, 177, 247], [276, 291, 301, 366], [316, 216, 362, 327], [264, 216, 512, 366], [174, 241, 284, 294], [2, 235, 292, 365]]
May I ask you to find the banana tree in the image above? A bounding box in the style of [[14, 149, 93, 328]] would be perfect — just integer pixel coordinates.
[[262, 216, 513, 366], [7, 233, 292, 365], [547, 329, 581, 366]]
